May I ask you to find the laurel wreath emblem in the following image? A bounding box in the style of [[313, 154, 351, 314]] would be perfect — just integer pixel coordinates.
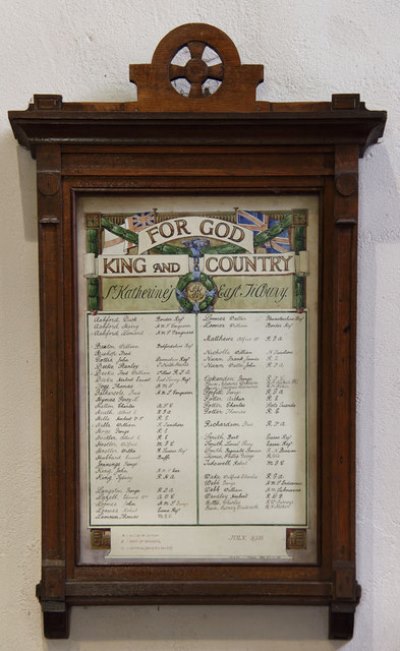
[[175, 272, 218, 313], [100, 215, 291, 313]]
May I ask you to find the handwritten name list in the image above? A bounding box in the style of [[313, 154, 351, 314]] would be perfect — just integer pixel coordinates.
[[88, 313, 197, 525], [88, 311, 307, 527]]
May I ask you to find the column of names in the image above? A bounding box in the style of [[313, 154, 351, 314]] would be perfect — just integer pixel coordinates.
[[88, 311, 307, 528], [198, 311, 306, 525], [88, 313, 197, 525]]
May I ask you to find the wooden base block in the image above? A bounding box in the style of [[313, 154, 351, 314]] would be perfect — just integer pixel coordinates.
[[42, 601, 70, 639], [329, 602, 355, 640]]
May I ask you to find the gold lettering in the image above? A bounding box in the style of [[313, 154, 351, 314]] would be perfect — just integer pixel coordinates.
[[175, 218, 190, 237], [282, 255, 293, 272], [220, 256, 233, 272], [205, 256, 219, 273], [146, 225, 160, 245], [229, 225, 245, 243], [133, 257, 146, 273], [159, 222, 175, 239], [103, 257, 118, 274], [269, 256, 282, 272], [214, 222, 230, 239], [199, 218, 213, 236], [244, 256, 257, 272], [121, 258, 133, 273]]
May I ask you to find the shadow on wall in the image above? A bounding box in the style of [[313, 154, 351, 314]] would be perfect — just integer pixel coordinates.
[[17, 144, 37, 243], [355, 139, 400, 651], [58, 604, 344, 648], [0, 129, 36, 244]]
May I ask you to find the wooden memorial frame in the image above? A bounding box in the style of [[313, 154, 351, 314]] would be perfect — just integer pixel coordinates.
[[9, 23, 386, 640]]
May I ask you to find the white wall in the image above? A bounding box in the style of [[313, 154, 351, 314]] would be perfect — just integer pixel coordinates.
[[1, 1, 399, 649]]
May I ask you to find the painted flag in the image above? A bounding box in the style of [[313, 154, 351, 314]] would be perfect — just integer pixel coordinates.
[[102, 211, 155, 253], [103, 227, 126, 253], [124, 212, 155, 231], [123, 212, 155, 252], [237, 209, 291, 253]]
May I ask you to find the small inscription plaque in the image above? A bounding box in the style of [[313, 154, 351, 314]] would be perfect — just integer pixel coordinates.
[[90, 529, 111, 550], [286, 528, 307, 550]]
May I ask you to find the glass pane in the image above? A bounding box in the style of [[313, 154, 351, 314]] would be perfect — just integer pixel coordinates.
[[76, 195, 319, 564]]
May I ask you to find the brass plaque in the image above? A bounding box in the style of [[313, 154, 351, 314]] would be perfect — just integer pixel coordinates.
[[286, 528, 307, 550], [90, 529, 111, 550]]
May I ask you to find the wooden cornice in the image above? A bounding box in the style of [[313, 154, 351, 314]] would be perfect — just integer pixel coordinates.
[[9, 99, 386, 159]]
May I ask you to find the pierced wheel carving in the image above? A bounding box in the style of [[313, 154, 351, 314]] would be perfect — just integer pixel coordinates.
[[170, 41, 224, 98]]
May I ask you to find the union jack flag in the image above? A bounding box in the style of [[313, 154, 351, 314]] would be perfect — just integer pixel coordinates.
[[124, 212, 155, 231], [237, 209, 292, 253], [102, 211, 155, 253]]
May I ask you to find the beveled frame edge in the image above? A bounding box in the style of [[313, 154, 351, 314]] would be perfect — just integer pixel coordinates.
[[31, 133, 365, 639]]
